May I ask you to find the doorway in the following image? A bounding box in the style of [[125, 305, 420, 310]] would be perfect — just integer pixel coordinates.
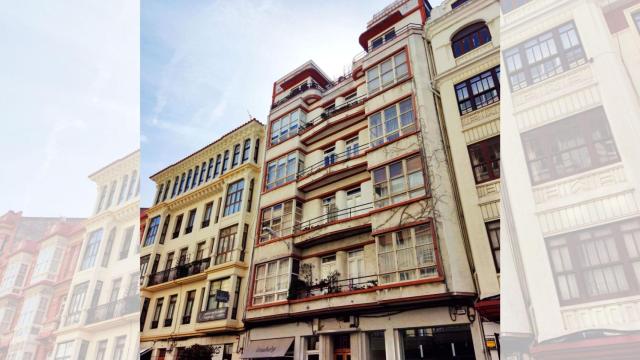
[[333, 334, 351, 360]]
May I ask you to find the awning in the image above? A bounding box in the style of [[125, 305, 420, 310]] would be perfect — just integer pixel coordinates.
[[241, 338, 294, 358]]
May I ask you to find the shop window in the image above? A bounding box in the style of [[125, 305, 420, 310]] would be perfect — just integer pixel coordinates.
[[400, 326, 475, 359]]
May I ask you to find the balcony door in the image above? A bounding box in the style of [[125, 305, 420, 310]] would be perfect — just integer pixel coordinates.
[[321, 255, 337, 280], [345, 188, 362, 217], [347, 249, 365, 286], [323, 196, 337, 223]]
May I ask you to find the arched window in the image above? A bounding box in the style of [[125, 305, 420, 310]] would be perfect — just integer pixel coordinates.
[[451, 22, 491, 58]]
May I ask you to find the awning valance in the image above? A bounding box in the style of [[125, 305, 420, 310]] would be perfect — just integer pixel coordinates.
[[241, 338, 294, 358]]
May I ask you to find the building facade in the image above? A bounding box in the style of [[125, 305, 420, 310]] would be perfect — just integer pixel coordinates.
[[0, 212, 84, 360], [241, 1, 495, 359], [139, 120, 264, 360], [53, 151, 140, 360], [425, 0, 501, 358], [501, 0, 640, 358]]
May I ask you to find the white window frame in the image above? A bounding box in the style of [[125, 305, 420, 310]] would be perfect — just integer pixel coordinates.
[[366, 51, 409, 94]]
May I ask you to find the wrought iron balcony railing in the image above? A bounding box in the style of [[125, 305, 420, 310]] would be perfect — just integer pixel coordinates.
[[293, 202, 373, 233], [289, 274, 379, 300], [147, 257, 210, 286], [297, 142, 370, 179], [271, 81, 324, 110], [85, 295, 139, 325]]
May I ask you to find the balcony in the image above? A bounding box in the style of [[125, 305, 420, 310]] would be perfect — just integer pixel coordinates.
[[298, 142, 369, 178], [299, 100, 366, 147], [293, 202, 373, 247], [298, 94, 367, 137], [271, 81, 324, 110], [147, 257, 210, 287], [85, 295, 139, 325], [289, 275, 379, 300]]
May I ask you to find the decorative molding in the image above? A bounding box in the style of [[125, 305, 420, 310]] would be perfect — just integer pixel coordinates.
[[562, 295, 640, 332], [480, 200, 500, 221], [476, 180, 501, 202], [463, 118, 500, 145], [460, 102, 500, 129]]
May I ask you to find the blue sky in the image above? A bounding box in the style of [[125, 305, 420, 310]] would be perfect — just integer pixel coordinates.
[[141, 0, 441, 206]]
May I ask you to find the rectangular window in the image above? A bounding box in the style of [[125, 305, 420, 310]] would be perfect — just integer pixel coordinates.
[[178, 173, 186, 194], [206, 277, 232, 311], [223, 180, 244, 216], [252, 258, 298, 305], [242, 138, 251, 163], [154, 182, 163, 205], [254, 139, 260, 163], [547, 218, 640, 305], [214, 154, 222, 178], [159, 215, 170, 244], [182, 290, 196, 324], [164, 294, 177, 327], [372, 155, 427, 208], [96, 340, 108, 360], [455, 66, 500, 115], [215, 225, 238, 265], [367, 331, 386, 360], [232, 144, 241, 167], [522, 107, 619, 184], [199, 161, 207, 184], [151, 298, 163, 329], [143, 216, 160, 247], [376, 223, 438, 284], [468, 136, 500, 184], [231, 278, 242, 319], [222, 150, 230, 174], [113, 336, 126, 360], [185, 170, 192, 192], [371, 29, 396, 50], [118, 226, 135, 260], [202, 202, 213, 228], [171, 176, 179, 198], [54, 341, 74, 360], [366, 51, 408, 94], [185, 208, 196, 234], [260, 199, 303, 242], [140, 297, 150, 330], [80, 229, 103, 270], [270, 109, 307, 145], [172, 214, 183, 239], [369, 97, 415, 147], [192, 166, 199, 188], [206, 158, 214, 180], [66, 282, 88, 325], [400, 326, 475, 359], [265, 152, 304, 190], [505, 21, 586, 91], [164, 252, 175, 271], [486, 221, 500, 272]]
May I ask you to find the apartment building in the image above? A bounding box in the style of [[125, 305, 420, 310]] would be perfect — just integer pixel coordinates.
[[139, 119, 264, 360], [0, 211, 84, 360], [501, 0, 640, 358], [241, 1, 494, 359], [53, 151, 140, 360], [425, 0, 501, 358]]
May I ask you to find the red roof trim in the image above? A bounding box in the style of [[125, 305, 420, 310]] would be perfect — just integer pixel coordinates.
[[278, 68, 331, 93], [358, 11, 404, 50]]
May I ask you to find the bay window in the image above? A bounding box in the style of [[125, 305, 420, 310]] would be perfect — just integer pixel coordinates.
[[215, 225, 238, 265], [252, 258, 298, 305], [454, 66, 500, 115], [270, 109, 307, 145], [369, 98, 415, 147], [223, 179, 244, 216], [372, 155, 427, 208], [265, 152, 304, 190], [376, 223, 438, 284], [505, 21, 586, 91], [367, 51, 408, 94], [260, 199, 303, 242], [522, 107, 619, 185], [468, 136, 500, 184]]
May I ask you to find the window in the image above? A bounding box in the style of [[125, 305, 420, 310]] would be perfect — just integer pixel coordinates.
[[452, 22, 491, 57], [231, 144, 240, 167], [486, 221, 500, 272], [265, 152, 304, 190], [505, 21, 586, 91], [455, 66, 500, 114], [206, 278, 232, 313], [367, 331, 386, 360], [96, 340, 108, 360], [451, 0, 469, 9], [254, 139, 260, 163], [215, 225, 238, 265], [501, 0, 531, 13], [260, 200, 303, 242], [345, 137, 360, 158], [372, 155, 427, 208], [400, 326, 475, 359], [547, 218, 640, 305], [202, 202, 213, 228], [468, 136, 500, 184], [214, 154, 222, 178], [164, 294, 177, 327], [242, 138, 251, 163], [522, 107, 619, 184], [247, 179, 254, 212], [118, 174, 129, 204], [223, 180, 244, 216], [80, 229, 103, 270], [95, 185, 107, 214], [369, 98, 415, 147], [154, 183, 164, 205], [151, 298, 163, 329], [54, 341, 74, 360], [182, 290, 196, 324], [171, 176, 179, 198], [140, 298, 150, 330], [186, 169, 193, 191], [159, 215, 170, 244], [178, 173, 186, 194], [31, 245, 63, 283], [231, 277, 242, 319], [140, 255, 150, 283], [222, 150, 230, 174], [371, 29, 396, 50], [66, 282, 88, 325], [305, 336, 320, 360], [252, 258, 298, 305], [367, 51, 408, 93], [105, 180, 116, 209], [162, 179, 171, 201], [206, 158, 214, 180], [270, 109, 307, 145], [100, 229, 115, 268], [199, 161, 207, 184], [185, 208, 196, 234], [192, 166, 199, 188], [164, 252, 175, 271], [196, 242, 206, 261], [143, 216, 160, 247], [118, 226, 135, 260], [376, 223, 438, 284], [172, 214, 183, 239], [113, 336, 126, 360]]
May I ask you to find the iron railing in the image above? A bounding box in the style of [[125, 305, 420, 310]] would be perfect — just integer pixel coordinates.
[[290, 274, 379, 300], [297, 142, 370, 178], [85, 295, 139, 324], [271, 81, 324, 110], [298, 94, 367, 135], [147, 257, 210, 286], [293, 202, 373, 233]]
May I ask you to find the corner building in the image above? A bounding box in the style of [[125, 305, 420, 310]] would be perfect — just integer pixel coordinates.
[[243, 1, 490, 359], [140, 120, 264, 360]]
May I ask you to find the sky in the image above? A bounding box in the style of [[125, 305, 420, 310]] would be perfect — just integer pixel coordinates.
[[141, 0, 443, 207], [0, 0, 139, 217]]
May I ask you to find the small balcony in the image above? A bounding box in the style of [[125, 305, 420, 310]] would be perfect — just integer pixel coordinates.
[[297, 146, 369, 192], [85, 295, 139, 325], [289, 275, 379, 300], [147, 257, 210, 287], [271, 81, 324, 110], [293, 202, 373, 247]]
